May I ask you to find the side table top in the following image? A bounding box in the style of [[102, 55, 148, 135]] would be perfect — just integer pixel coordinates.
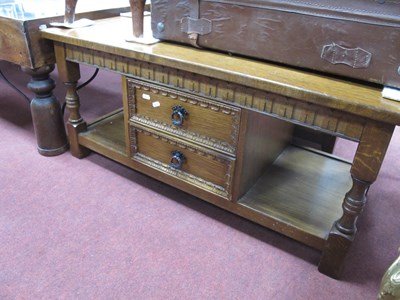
[[0, 2, 129, 68]]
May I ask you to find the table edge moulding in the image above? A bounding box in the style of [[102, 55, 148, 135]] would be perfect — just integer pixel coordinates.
[[41, 16, 400, 279]]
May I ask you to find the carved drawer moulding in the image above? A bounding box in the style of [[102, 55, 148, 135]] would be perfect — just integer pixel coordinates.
[[126, 77, 242, 156], [129, 125, 235, 199]]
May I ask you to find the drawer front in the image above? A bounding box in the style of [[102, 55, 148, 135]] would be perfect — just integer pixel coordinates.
[[130, 124, 235, 199], [126, 78, 241, 156]]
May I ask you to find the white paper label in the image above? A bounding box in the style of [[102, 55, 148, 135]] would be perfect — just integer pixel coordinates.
[[152, 101, 160, 108], [142, 94, 151, 100], [382, 86, 400, 102]]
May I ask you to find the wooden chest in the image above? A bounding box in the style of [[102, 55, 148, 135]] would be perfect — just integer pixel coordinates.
[[151, 0, 400, 88]]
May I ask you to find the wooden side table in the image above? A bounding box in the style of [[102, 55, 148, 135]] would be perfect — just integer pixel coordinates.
[[0, 1, 129, 155], [41, 16, 400, 278]]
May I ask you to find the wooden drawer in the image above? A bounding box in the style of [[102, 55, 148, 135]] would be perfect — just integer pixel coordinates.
[[126, 77, 241, 156], [130, 124, 235, 199]]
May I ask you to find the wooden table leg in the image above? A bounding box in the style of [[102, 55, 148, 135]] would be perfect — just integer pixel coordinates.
[[53, 42, 90, 158], [318, 122, 395, 278], [129, 0, 146, 37], [64, 0, 78, 24], [22, 64, 68, 156]]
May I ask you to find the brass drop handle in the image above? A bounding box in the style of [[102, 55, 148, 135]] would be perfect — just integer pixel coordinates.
[[170, 150, 185, 170], [171, 105, 189, 126]]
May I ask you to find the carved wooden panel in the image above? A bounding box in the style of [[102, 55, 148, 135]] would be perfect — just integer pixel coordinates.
[[126, 77, 241, 156], [130, 124, 235, 199]]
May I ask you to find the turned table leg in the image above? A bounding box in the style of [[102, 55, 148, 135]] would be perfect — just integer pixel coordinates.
[[53, 42, 90, 158], [22, 64, 68, 156], [318, 122, 395, 278], [63, 77, 90, 158]]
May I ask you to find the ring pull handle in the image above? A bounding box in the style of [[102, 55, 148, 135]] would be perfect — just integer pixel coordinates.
[[170, 150, 185, 170], [171, 106, 189, 126]]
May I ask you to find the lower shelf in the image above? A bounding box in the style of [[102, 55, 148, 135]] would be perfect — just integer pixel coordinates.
[[78, 110, 353, 250], [239, 145, 352, 249], [79, 109, 127, 159]]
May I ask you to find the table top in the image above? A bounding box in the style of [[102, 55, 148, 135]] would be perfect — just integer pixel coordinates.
[[41, 16, 400, 125], [0, 1, 130, 68], [0, 0, 129, 20]]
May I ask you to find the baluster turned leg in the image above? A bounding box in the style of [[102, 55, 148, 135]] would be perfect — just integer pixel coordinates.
[[318, 177, 370, 278], [319, 122, 394, 278], [53, 42, 89, 158], [64, 80, 90, 158], [22, 64, 68, 156]]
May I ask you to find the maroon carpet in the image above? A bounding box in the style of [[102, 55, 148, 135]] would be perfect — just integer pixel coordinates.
[[1, 60, 399, 299]]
